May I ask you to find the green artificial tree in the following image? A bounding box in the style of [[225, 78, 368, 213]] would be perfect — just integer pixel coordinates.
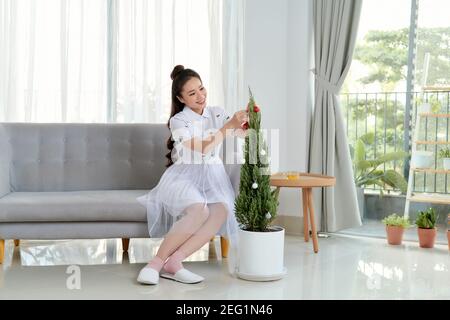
[[234, 88, 280, 232]]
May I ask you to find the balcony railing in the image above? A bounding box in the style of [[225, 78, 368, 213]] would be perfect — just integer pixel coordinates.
[[341, 90, 450, 194]]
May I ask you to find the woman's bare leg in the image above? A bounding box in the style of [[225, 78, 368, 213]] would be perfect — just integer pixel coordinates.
[[163, 202, 228, 274], [146, 203, 209, 272]]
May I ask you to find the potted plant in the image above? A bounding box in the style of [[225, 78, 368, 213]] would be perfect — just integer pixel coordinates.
[[412, 151, 434, 169], [416, 99, 442, 114], [418, 103, 431, 114], [381, 213, 411, 245], [415, 208, 438, 248], [438, 147, 450, 171], [353, 132, 408, 219], [447, 213, 450, 251], [234, 88, 284, 281]]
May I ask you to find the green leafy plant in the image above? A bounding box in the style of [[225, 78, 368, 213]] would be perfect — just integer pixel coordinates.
[[353, 132, 408, 193], [438, 147, 450, 159], [235, 89, 280, 232], [415, 208, 438, 229], [382, 213, 411, 228]]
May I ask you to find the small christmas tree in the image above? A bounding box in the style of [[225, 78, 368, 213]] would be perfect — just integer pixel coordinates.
[[234, 88, 280, 232]]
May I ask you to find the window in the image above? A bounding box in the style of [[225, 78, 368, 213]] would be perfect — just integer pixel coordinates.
[[339, 0, 450, 234], [415, 0, 450, 90], [0, 0, 224, 123], [342, 0, 450, 194]]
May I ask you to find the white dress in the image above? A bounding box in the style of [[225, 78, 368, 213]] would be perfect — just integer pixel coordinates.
[[137, 105, 240, 274]]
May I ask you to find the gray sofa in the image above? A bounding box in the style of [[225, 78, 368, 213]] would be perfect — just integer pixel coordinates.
[[0, 123, 240, 264]]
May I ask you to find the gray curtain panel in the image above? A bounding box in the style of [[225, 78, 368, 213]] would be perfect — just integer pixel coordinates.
[[309, 0, 363, 232]]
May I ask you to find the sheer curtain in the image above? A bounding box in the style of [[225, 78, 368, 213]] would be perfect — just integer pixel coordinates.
[[114, 0, 225, 123], [0, 0, 243, 123], [0, 0, 108, 122], [221, 0, 245, 114]]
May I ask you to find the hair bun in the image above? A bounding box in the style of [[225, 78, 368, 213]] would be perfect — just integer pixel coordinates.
[[170, 65, 185, 80]]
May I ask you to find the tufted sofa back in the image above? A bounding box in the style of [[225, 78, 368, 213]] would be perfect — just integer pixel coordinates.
[[0, 123, 169, 192]]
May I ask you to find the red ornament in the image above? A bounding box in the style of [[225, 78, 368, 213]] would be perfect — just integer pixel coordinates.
[[242, 122, 249, 130], [253, 105, 260, 113]]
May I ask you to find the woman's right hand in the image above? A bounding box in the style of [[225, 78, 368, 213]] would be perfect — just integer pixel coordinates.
[[227, 110, 249, 129]]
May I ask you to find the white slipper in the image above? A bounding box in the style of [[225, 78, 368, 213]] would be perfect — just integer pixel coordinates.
[[160, 268, 204, 284], [137, 266, 159, 285]]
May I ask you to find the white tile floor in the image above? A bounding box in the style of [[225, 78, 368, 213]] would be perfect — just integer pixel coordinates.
[[0, 235, 449, 300]]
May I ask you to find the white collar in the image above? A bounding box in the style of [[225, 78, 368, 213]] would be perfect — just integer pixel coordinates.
[[183, 106, 210, 121]]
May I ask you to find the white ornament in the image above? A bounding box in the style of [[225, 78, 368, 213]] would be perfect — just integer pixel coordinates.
[[252, 182, 258, 189], [265, 212, 271, 219], [260, 149, 266, 156]]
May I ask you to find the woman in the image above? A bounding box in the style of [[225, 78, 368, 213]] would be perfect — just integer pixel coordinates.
[[136, 65, 248, 284]]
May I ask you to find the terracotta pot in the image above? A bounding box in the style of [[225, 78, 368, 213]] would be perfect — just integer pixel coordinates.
[[386, 226, 405, 245], [417, 228, 437, 248], [447, 231, 450, 251]]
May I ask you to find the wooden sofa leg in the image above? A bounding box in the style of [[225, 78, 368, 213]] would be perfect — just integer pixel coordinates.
[[122, 238, 130, 252], [220, 237, 229, 258], [14, 240, 20, 247], [0, 239, 4, 264]]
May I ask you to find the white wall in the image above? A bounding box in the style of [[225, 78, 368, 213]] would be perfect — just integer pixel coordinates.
[[244, 0, 313, 217], [243, 0, 288, 171]]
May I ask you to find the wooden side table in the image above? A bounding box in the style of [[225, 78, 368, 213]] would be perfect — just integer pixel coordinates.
[[270, 172, 336, 253]]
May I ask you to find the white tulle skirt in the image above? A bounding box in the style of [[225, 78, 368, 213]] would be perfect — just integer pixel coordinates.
[[136, 159, 239, 274]]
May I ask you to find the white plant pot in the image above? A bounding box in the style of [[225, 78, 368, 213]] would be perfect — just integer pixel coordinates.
[[443, 158, 450, 170], [419, 103, 431, 113], [237, 226, 287, 281], [412, 151, 434, 168]]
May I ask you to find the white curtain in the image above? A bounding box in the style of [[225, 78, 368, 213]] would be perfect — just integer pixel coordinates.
[[222, 0, 245, 114], [0, 0, 108, 122], [0, 0, 243, 123]]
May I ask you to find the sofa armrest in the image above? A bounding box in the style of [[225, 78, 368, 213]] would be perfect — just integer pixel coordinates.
[[0, 125, 11, 198]]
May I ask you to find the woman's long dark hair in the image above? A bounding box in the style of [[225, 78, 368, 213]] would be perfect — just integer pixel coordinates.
[[166, 65, 202, 167]]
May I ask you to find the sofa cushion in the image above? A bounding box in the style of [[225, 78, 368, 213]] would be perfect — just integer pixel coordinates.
[[0, 190, 149, 223]]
